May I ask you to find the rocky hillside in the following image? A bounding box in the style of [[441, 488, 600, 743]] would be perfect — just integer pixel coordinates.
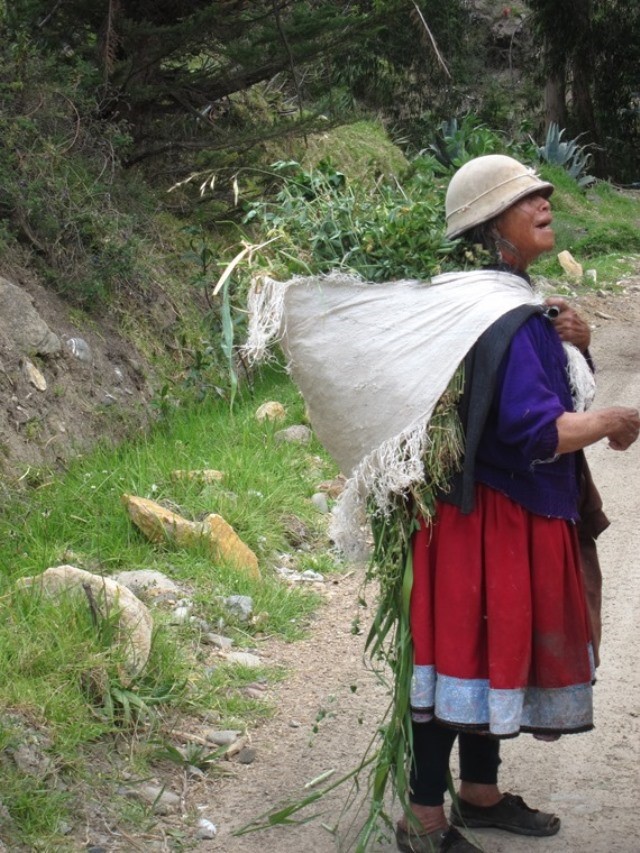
[[0, 263, 165, 486]]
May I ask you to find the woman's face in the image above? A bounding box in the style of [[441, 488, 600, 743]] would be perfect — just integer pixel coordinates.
[[494, 191, 554, 270]]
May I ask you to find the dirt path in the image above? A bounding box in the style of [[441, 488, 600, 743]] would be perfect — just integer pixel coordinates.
[[201, 290, 640, 853]]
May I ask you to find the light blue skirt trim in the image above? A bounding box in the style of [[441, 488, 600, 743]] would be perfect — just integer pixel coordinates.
[[411, 661, 594, 736]]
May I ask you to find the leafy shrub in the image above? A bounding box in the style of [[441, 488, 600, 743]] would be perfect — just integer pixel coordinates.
[[243, 157, 455, 281]]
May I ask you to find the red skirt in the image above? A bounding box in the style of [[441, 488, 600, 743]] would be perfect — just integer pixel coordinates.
[[410, 484, 594, 737]]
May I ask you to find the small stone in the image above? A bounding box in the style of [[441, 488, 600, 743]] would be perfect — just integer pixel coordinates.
[[131, 785, 180, 814], [65, 337, 92, 362], [187, 765, 206, 780], [112, 570, 180, 598], [202, 633, 234, 649], [300, 569, 324, 583], [236, 747, 257, 765], [245, 686, 267, 700], [557, 250, 583, 279], [274, 424, 312, 445], [311, 492, 329, 514], [289, 719, 302, 728], [224, 595, 253, 621], [171, 604, 193, 624]]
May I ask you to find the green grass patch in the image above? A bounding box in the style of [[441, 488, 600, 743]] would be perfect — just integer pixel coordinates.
[[530, 169, 640, 285], [299, 119, 410, 184]]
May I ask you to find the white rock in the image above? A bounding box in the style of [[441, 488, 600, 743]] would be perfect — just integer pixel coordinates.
[[112, 570, 180, 598], [171, 604, 193, 624], [206, 730, 241, 746], [300, 570, 325, 582], [224, 651, 261, 667], [22, 358, 47, 391], [224, 594, 253, 621], [196, 819, 217, 839]]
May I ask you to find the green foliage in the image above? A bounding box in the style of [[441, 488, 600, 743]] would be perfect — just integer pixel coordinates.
[[178, 225, 249, 407], [244, 157, 456, 280], [153, 740, 226, 772], [0, 39, 158, 306], [0, 768, 71, 847], [334, 0, 472, 117], [536, 123, 594, 188], [526, 166, 640, 284]]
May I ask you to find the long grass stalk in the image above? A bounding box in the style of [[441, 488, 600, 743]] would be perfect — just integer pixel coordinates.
[[235, 367, 465, 848]]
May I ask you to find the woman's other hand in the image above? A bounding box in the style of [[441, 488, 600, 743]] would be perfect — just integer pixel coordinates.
[[556, 406, 640, 453], [606, 407, 640, 450]]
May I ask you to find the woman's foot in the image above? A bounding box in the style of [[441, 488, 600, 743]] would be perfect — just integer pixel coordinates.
[[450, 791, 560, 837], [396, 804, 483, 852]]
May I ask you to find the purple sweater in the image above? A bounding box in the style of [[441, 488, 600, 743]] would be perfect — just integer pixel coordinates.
[[474, 312, 580, 520]]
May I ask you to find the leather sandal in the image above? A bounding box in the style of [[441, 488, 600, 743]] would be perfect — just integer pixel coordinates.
[[450, 792, 560, 837], [396, 823, 484, 852]]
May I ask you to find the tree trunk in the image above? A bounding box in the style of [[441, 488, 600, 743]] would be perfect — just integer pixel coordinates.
[[544, 64, 567, 130]]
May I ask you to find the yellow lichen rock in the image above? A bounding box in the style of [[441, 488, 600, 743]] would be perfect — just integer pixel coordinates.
[[202, 513, 260, 579], [122, 494, 202, 546], [122, 495, 260, 578], [255, 401, 286, 422]]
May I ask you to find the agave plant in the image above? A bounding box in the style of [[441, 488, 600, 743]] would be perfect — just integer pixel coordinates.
[[423, 116, 501, 170], [536, 122, 595, 187]]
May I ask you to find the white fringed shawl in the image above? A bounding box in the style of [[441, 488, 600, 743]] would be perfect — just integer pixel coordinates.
[[243, 271, 595, 554]]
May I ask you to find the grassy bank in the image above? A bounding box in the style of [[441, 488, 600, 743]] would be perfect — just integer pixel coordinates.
[[0, 366, 340, 848]]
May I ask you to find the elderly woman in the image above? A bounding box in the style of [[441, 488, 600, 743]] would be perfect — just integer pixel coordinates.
[[396, 155, 640, 853]]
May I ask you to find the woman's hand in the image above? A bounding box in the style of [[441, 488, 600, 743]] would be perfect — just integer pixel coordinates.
[[556, 407, 640, 454], [606, 407, 640, 450], [545, 297, 591, 352]]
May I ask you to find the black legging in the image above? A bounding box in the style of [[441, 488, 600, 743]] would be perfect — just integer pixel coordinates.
[[410, 720, 502, 806]]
